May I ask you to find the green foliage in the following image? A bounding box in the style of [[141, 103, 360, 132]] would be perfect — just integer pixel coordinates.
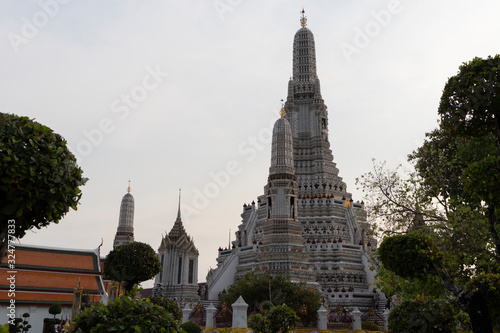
[[48, 303, 61, 318], [221, 273, 320, 327], [438, 54, 500, 146], [378, 233, 443, 279], [179, 321, 201, 333], [0, 324, 8, 333], [248, 313, 270, 333], [0, 113, 87, 260], [249, 304, 299, 333], [149, 297, 182, 321], [104, 241, 161, 293], [17, 313, 31, 333], [267, 304, 300, 333], [388, 298, 457, 333], [361, 321, 381, 331], [73, 295, 179, 333], [260, 300, 274, 312], [374, 265, 445, 303]]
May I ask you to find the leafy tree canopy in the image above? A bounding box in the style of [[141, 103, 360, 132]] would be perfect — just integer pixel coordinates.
[[378, 233, 443, 280], [438, 55, 500, 147], [359, 54, 500, 332], [0, 113, 87, 261], [104, 241, 161, 293], [220, 273, 321, 327], [388, 298, 457, 333]]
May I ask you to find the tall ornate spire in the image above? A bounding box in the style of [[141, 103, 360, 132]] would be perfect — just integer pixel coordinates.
[[177, 188, 181, 219], [292, 17, 317, 85], [113, 183, 135, 248], [269, 116, 295, 180], [169, 190, 187, 241]]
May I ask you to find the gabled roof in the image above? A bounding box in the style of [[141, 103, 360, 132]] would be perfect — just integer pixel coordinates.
[[158, 190, 198, 254], [0, 244, 105, 306]]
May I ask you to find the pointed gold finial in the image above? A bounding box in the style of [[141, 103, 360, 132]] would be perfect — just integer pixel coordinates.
[[127, 180, 131, 193], [300, 8, 307, 28], [280, 99, 286, 118]]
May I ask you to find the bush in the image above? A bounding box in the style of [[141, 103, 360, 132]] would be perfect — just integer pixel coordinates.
[[248, 313, 270, 333], [361, 321, 381, 331], [149, 297, 182, 321], [179, 321, 201, 333], [73, 296, 179, 332], [389, 298, 456, 333]]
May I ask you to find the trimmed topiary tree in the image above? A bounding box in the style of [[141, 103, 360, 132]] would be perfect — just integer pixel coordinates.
[[179, 321, 201, 333], [0, 113, 87, 262], [48, 303, 61, 319], [361, 320, 381, 331], [103, 241, 161, 294]]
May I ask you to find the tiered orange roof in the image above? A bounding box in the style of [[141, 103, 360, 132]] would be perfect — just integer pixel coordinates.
[[0, 244, 105, 306]]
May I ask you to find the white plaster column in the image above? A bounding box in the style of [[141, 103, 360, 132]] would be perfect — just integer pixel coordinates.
[[232, 296, 248, 328], [206, 303, 217, 328], [317, 305, 327, 330], [351, 307, 361, 330], [182, 304, 191, 323]]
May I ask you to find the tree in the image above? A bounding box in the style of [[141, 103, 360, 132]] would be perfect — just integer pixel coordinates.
[[360, 164, 499, 332], [0, 113, 87, 261], [220, 273, 321, 327], [438, 55, 500, 148], [48, 303, 61, 319], [388, 298, 457, 333], [103, 241, 161, 294], [18, 312, 32, 333], [73, 296, 179, 333], [358, 55, 500, 332]]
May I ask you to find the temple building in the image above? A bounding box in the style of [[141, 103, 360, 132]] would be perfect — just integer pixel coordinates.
[[152, 191, 200, 307], [113, 182, 135, 249], [0, 244, 106, 332], [206, 11, 381, 312]]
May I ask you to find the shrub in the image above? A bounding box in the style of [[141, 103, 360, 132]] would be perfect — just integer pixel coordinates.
[[361, 320, 381, 331], [179, 321, 201, 333], [267, 304, 300, 333], [73, 296, 179, 332], [149, 297, 182, 321], [248, 313, 270, 333]]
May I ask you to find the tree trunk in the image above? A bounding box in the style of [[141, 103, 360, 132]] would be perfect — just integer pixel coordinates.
[[463, 287, 493, 333], [0, 227, 8, 264], [487, 206, 500, 260]]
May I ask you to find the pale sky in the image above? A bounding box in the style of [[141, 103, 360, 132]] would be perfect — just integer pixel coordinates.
[[2, 0, 500, 287]]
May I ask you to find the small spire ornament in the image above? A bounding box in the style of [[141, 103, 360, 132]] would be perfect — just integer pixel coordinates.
[[127, 180, 131, 193], [300, 9, 307, 28], [280, 99, 286, 118]]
